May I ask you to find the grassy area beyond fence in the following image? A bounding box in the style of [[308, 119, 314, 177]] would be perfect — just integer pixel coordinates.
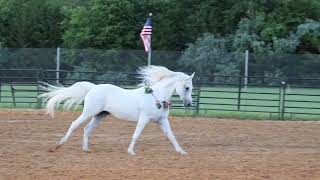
[[0, 69, 320, 120]]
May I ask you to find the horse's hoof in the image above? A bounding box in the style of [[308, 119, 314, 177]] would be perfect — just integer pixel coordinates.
[[128, 151, 136, 155], [83, 149, 91, 153], [179, 150, 188, 155], [48, 147, 56, 152], [48, 144, 61, 152], [55, 144, 61, 150]]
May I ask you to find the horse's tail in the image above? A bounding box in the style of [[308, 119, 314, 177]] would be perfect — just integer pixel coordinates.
[[38, 81, 96, 117]]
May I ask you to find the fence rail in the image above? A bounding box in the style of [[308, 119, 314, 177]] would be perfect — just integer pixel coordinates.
[[0, 69, 320, 120]]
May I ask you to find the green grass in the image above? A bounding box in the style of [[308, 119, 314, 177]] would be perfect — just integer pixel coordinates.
[[0, 84, 39, 108], [195, 86, 320, 118], [1, 83, 320, 120]]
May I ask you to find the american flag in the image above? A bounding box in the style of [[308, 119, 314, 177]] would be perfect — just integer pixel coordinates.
[[140, 16, 152, 52]]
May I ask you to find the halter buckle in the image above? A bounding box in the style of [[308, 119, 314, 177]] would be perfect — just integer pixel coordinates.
[[162, 101, 172, 109], [156, 100, 162, 109]]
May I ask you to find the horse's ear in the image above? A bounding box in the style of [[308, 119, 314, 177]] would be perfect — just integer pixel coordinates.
[[185, 72, 195, 82], [190, 72, 195, 79]]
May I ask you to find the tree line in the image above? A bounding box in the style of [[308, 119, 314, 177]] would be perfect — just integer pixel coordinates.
[[0, 0, 319, 80]]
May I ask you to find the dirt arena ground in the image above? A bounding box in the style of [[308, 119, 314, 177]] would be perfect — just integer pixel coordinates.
[[1, 109, 320, 180]]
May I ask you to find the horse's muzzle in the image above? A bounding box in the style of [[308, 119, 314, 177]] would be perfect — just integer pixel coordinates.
[[183, 101, 192, 107]]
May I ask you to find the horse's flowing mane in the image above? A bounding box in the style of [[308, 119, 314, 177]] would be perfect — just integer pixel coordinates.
[[137, 65, 178, 86]]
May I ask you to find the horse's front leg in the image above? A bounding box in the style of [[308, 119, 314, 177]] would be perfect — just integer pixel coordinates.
[[159, 118, 187, 155], [127, 115, 150, 155]]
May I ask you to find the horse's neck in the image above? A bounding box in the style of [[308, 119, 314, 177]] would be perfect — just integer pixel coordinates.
[[151, 76, 177, 101]]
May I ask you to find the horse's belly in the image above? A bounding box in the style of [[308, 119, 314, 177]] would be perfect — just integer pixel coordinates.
[[105, 97, 140, 122], [90, 84, 141, 122], [108, 108, 139, 122]]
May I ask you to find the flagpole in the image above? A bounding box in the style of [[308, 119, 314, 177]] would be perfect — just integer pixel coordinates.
[[148, 46, 152, 66], [147, 13, 152, 66]]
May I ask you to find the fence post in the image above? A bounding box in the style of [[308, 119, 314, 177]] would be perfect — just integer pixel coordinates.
[[237, 76, 242, 111], [195, 77, 201, 115], [0, 81, 1, 103], [56, 47, 61, 83], [36, 69, 42, 109], [244, 50, 249, 88], [0, 71, 2, 103], [278, 81, 282, 120], [280, 81, 286, 120], [10, 83, 16, 108]]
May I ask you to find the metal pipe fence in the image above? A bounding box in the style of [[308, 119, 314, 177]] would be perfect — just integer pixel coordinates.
[[0, 69, 320, 120]]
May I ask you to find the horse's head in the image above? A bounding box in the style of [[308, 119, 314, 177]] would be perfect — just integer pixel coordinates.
[[137, 66, 195, 108], [175, 72, 195, 107]]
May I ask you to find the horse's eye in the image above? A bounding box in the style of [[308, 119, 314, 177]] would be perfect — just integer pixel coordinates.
[[185, 87, 189, 91]]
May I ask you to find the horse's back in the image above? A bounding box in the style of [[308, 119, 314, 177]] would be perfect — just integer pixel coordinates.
[[85, 83, 142, 121]]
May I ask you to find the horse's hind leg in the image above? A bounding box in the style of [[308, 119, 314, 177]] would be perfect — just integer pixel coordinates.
[[48, 88, 106, 152], [82, 111, 109, 152], [53, 112, 91, 150], [53, 105, 102, 151]]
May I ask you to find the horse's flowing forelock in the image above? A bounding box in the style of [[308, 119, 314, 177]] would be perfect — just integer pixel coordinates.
[[137, 66, 177, 86]]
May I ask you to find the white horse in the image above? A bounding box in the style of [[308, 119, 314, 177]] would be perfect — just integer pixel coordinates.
[[39, 66, 194, 155]]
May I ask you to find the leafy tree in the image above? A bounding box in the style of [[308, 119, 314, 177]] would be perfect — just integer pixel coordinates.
[[295, 19, 320, 53], [0, 0, 319, 76], [63, 0, 151, 49], [179, 33, 240, 82], [0, 0, 63, 48]]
